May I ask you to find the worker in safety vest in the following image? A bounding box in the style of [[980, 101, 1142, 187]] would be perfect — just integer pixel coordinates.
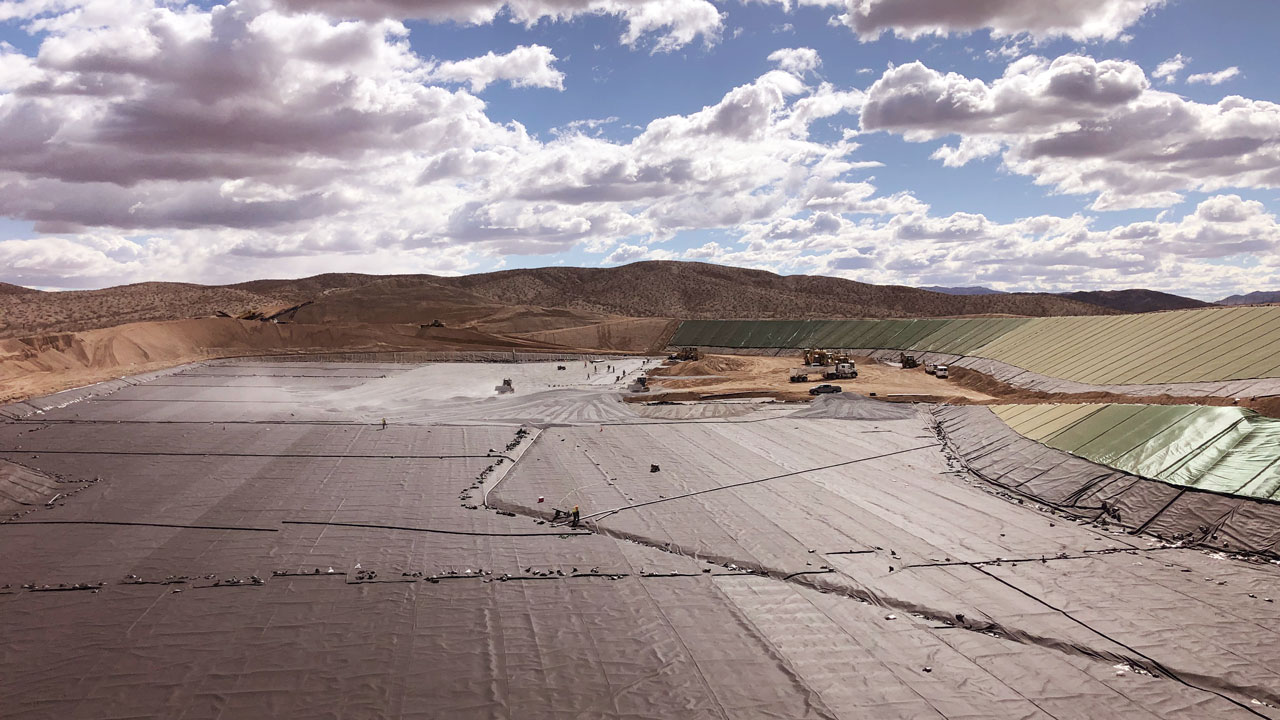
[[381, 418, 387, 430], [572, 505, 580, 527]]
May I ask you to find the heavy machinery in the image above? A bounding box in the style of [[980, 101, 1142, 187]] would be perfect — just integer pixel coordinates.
[[900, 353, 919, 369], [495, 378, 514, 394], [789, 368, 810, 383], [804, 348, 834, 366], [824, 362, 858, 380], [628, 376, 650, 393], [671, 347, 703, 362]]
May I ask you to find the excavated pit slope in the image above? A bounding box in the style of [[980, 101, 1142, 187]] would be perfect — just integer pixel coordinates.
[[670, 306, 1280, 393]]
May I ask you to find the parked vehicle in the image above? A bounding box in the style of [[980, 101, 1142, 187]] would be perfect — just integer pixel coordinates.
[[823, 362, 858, 380], [809, 384, 842, 395], [934, 365, 949, 379]]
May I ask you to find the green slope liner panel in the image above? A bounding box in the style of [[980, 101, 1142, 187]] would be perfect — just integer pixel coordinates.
[[669, 305, 1280, 383], [973, 306, 1280, 384], [993, 404, 1280, 502], [668, 317, 1033, 355]]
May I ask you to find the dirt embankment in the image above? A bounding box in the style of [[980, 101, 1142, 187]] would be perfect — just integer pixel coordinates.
[[509, 318, 679, 354], [642, 354, 996, 403], [638, 354, 1280, 415], [0, 317, 602, 404], [647, 354, 754, 377]]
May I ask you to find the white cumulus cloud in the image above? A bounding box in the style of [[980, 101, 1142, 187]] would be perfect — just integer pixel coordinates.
[[1186, 66, 1241, 85], [427, 45, 565, 92], [768, 47, 820, 75], [1152, 53, 1187, 84], [807, 0, 1167, 41], [861, 55, 1280, 210], [272, 0, 724, 52]]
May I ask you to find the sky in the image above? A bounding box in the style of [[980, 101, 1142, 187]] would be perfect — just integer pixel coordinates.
[[0, 0, 1278, 299]]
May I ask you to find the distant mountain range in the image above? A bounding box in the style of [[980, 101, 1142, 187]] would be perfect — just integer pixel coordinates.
[[1218, 291, 1280, 306], [922, 285, 1213, 313], [1054, 289, 1213, 313], [919, 286, 1005, 296]]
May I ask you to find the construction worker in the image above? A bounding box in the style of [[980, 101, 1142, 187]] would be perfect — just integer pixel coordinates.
[[381, 418, 387, 430], [571, 505, 580, 527]]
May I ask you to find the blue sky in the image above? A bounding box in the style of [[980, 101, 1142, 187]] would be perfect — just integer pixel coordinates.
[[0, 0, 1277, 299]]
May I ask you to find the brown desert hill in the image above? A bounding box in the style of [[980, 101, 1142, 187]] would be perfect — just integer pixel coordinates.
[[1, 260, 1117, 342], [1056, 289, 1213, 313], [277, 261, 1115, 326], [278, 275, 604, 331], [442, 261, 1115, 319], [227, 272, 393, 298], [0, 282, 39, 296], [0, 281, 308, 338]]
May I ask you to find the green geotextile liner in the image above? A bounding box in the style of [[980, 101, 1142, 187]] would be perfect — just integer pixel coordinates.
[[668, 305, 1280, 383], [667, 317, 1035, 355], [969, 305, 1280, 384], [993, 403, 1280, 501]]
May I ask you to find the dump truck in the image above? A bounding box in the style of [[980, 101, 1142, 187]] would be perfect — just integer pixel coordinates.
[[900, 353, 919, 369], [824, 362, 858, 380], [789, 368, 810, 383]]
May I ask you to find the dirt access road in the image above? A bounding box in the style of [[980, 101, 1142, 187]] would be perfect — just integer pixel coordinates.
[[644, 354, 995, 402]]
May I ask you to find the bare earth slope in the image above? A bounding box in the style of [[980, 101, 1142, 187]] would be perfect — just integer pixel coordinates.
[[0, 282, 307, 338]]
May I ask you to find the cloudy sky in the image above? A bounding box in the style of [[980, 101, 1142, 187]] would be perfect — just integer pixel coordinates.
[[0, 0, 1277, 298]]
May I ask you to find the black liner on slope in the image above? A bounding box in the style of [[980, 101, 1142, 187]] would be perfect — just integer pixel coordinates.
[[934, 405, 1280, 557]]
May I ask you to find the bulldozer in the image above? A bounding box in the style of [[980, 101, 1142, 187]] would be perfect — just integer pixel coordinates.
[[495, 378, 514, 394], [899, 353, 919, 369], [628, 376, 651, 393], [671, 347, 703, 362], [804, 348, 834, 366]]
